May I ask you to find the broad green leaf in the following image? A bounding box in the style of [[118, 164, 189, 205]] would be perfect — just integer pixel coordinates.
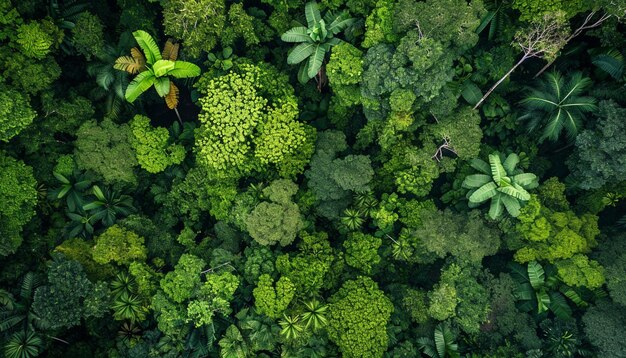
[[502, 153, 519, 173], [561, 286, 587, 307], [461, 81, 482, 106], [501, 195, 521, 217], [92, 185, 105, 201], [462, 174, 491, 188], [476, 10, 496, 34], [57, 186, 71, 199], [297, 63, 310, 84], [307, 45, 325, 79], [527, 261, 545, 290], [281, 27, 311, 43], [515, 282, 534, 301], [132, 30, 161, 65], [498, 185, 530, 201], [434, 325, 446, 358], [53, 172, 70, 184], [548, 292, 572, 320], [489, 154, 506, 184], [287, 43, 316, 65], [83, 202, 103, 211], [154, 77, 171, 97], [470, 158, 490, 175], [468, 182, 497, 203], [305, 2, 321, 28], [326, 12, 355, 35], [168, 61, 201, 78], [125, 71, 156, 103], [536, 290, 551, 313], [513, 173, 538, 188], [489, 192, 504, 219], [152, 59, 176, 77]]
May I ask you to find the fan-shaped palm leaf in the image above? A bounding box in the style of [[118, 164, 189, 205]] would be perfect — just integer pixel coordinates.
[[520, 72, 597, 142]]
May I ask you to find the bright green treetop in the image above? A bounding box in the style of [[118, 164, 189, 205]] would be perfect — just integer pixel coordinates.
[[327, 276, 393, 358], [0, 88, 35, 142], [92, 225, 147, 266], [0, 152, 37, 257], [129, 115, 185, 173], [253, 274, 296, 319]]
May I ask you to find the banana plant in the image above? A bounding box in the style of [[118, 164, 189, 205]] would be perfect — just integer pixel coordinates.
[[114, 30, 201, 122], [509, 261, 574, 320], [281, 1, 354, 84], [416, 323, 460, 358], [462, 152, 538, 219]]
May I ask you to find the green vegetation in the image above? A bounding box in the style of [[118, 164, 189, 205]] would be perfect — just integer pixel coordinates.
[[0, 0, 624, 357]]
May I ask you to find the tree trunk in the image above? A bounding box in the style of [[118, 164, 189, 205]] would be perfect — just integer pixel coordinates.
[[473, 55, 529, 110]]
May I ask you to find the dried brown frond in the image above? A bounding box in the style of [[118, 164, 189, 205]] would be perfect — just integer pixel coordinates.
[[165, 82, 179, 109], [162, 40, 179, 61], [114, 56, 145, 74], [130, 47, 146, 69]]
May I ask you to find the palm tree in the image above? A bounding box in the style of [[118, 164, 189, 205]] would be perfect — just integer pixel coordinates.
[[114, 30, 201, 123], [519, 72, 596, 142], [300, 299, 328, 330], [417, 323, 460, 358], [281, 1, 354, 84], [462, 152, 538, 219], [3, 331, 42, 358]]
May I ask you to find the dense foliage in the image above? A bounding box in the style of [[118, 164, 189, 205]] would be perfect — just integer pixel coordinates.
[[1, 0, 625, 357]]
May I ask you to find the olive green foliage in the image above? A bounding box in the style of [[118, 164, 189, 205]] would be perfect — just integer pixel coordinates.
[[129, 115, 185, 173], [222, 3, 260, 47], [275, 231, 336, 296], [16, 20, 61, 59], [163, 0, 226, 57], [245, 180, 304, 246], [74, 119, 137, 184], [343, 232, 381, 274], [327, 276, 393, 357], [0, 52, 61, 95], [582, 301, 626, 357], [555, 254, 605, 289], [194, 63, 315, 180], [513, 196, 600, 264], [429, 263, 491, 334], [512, 0, 588, 21], [306, 131, 374, 218], [71, 12, 106, 59], [426, 106, 483, 160], [463, 152, 538, 219], [362, 0, 396, 48], [0, 88, 35, 142], [0, 152, 37, 257], [253, 274, 296, 319], [160, 254, 205, 304], [32, 256, 109, 329], [92, 225, 147, 266], [567, 101, 626, 190], [327, 43, 363, 108], [595, 233, 626, 306], [412, 209, 501, 264]]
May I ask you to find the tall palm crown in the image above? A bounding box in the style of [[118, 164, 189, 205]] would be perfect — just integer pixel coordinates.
[[462, 152, 538, 219], [281, 2, 354, 84], [519, 71, 596, 142], [114, 30, 201, 110]]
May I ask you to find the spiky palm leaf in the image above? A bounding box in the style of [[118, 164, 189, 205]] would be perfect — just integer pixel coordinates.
[[4, 331, 41, 358], [300, 300, 328, 330], [519, 72, 597, 142], [592, 49, 624, 80]]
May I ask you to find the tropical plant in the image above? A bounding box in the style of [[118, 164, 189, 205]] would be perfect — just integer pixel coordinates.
[[300, 299, 328, 331], [340, 208, 364, 230], [0, 273, 49, 335], [3, 330, 42, 358], [510, 261, 577, 320], [82, 185, 135, 227], [592, 49, 625, 81], [111, 292, 148, 323], [65, 209, 96, 239], [519, 72, 597, 142], [49, 170, 91, 212], [462, 152, 538, 219], [417, 323, 460, 358], [87, 31, 135, 118], [281, 1, 355, 84], [114, 30, 201, 121], [278, 313, 304, 341]]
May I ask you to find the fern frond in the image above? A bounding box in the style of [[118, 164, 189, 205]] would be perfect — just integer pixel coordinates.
[[165, 82, 179, 109], [114, 56, 145, 74], [162, 40, 179, 61], [130, 47, 146, 68]]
